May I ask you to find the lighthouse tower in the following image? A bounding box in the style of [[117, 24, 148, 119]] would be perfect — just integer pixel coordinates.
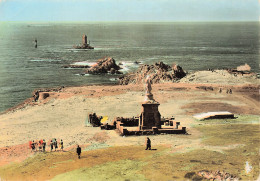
[[82, 34, 88, 46]]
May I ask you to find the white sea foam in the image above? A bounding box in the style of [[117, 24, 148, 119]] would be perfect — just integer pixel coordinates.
[[72, 61, 96, 66], [119, 61, 142, 72], [75, 73, 90, 76], [109, 78, 118, 81]]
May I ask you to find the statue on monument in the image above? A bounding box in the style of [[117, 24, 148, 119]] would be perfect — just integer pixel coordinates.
[[144, 75, 154, 102]]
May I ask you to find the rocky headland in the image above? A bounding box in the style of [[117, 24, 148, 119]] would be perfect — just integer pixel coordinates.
[[119, 61, 186, 85]]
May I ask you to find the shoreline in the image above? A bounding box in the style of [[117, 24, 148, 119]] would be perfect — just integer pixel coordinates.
[[1, 68, 258, 115]]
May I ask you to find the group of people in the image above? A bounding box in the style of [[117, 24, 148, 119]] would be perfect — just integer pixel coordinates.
[[50, 139, 64, 152], [29, 139, 63, 152], [219, 88, 232, 94], [29, 139, 47, 152], [29, 137, 151, 159]]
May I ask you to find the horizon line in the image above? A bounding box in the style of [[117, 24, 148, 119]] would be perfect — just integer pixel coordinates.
[[0, 20, 259, 24]]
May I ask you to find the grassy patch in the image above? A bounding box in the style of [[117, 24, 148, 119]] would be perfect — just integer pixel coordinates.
[[51, 159, 147, 181], [196, 124, 259, 146], [140, 122, 259, 181], [194, 123, 259, 180], [0, 146, 165, 181], [141, 148, 258, 181]]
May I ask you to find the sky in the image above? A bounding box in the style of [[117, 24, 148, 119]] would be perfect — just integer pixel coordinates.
[[0, 0, 259, 22]]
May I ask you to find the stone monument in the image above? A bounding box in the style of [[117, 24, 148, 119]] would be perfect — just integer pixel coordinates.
[[139, 76, 161, 130]]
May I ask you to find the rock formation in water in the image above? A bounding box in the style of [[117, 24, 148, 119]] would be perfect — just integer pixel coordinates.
[[85, 57, 122, 74], [119, 62, 186, 85], [73, 34, 94, 49]]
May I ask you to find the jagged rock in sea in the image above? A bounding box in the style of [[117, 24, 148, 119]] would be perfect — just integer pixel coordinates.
[[73, 34, 94, 49], [119, 62, 186, 85], [85, 57, 122, 74]]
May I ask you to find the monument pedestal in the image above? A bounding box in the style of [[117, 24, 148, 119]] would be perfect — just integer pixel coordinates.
[[139, 101, 161, 130]]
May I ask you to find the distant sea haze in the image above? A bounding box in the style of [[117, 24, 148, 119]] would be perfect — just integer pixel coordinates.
[[0, 22, 258, 112]]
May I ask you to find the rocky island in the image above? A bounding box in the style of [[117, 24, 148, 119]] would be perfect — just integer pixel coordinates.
[[85, 57, 122, 74], [73, 34, 94, 49]]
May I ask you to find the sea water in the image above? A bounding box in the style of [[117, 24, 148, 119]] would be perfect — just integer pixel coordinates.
[[0, 22, 258, 112]]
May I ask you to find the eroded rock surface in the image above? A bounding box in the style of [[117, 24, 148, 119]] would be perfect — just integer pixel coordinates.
[[85, 57, 122, 74], [119, 62, 186, 85]]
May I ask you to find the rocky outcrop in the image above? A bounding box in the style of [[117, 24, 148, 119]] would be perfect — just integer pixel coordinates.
[[237, 63, 251, 72], [119, 62, 186, 85], [85, 57, 122, 74], [172, 63, 186, 79], [227, 63, 252, 75], [197, 170, 239, 181], [73, 44, 94, 49]]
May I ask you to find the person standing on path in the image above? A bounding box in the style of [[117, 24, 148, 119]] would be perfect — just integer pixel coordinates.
[[60, 139, 64, 151], [145, 137, 151, 150], [50, 140, 53, 152], [42, 139, 46, 152], [32, 140, 36, 152], [54, 139, 58, 151], [77, 145, 81, 159]]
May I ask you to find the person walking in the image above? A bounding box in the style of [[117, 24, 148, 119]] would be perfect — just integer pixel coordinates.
[[35, 140, 38, 151], [60, 139, 64, 151], [54, 139, 58, 151], [145, 137, 151, 150], [32, 140, 36, 152], [42, 139, 46, 152], [77, 145, 81, 159], [38, 140, 42, 152], [50, 140, 53, 152]]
